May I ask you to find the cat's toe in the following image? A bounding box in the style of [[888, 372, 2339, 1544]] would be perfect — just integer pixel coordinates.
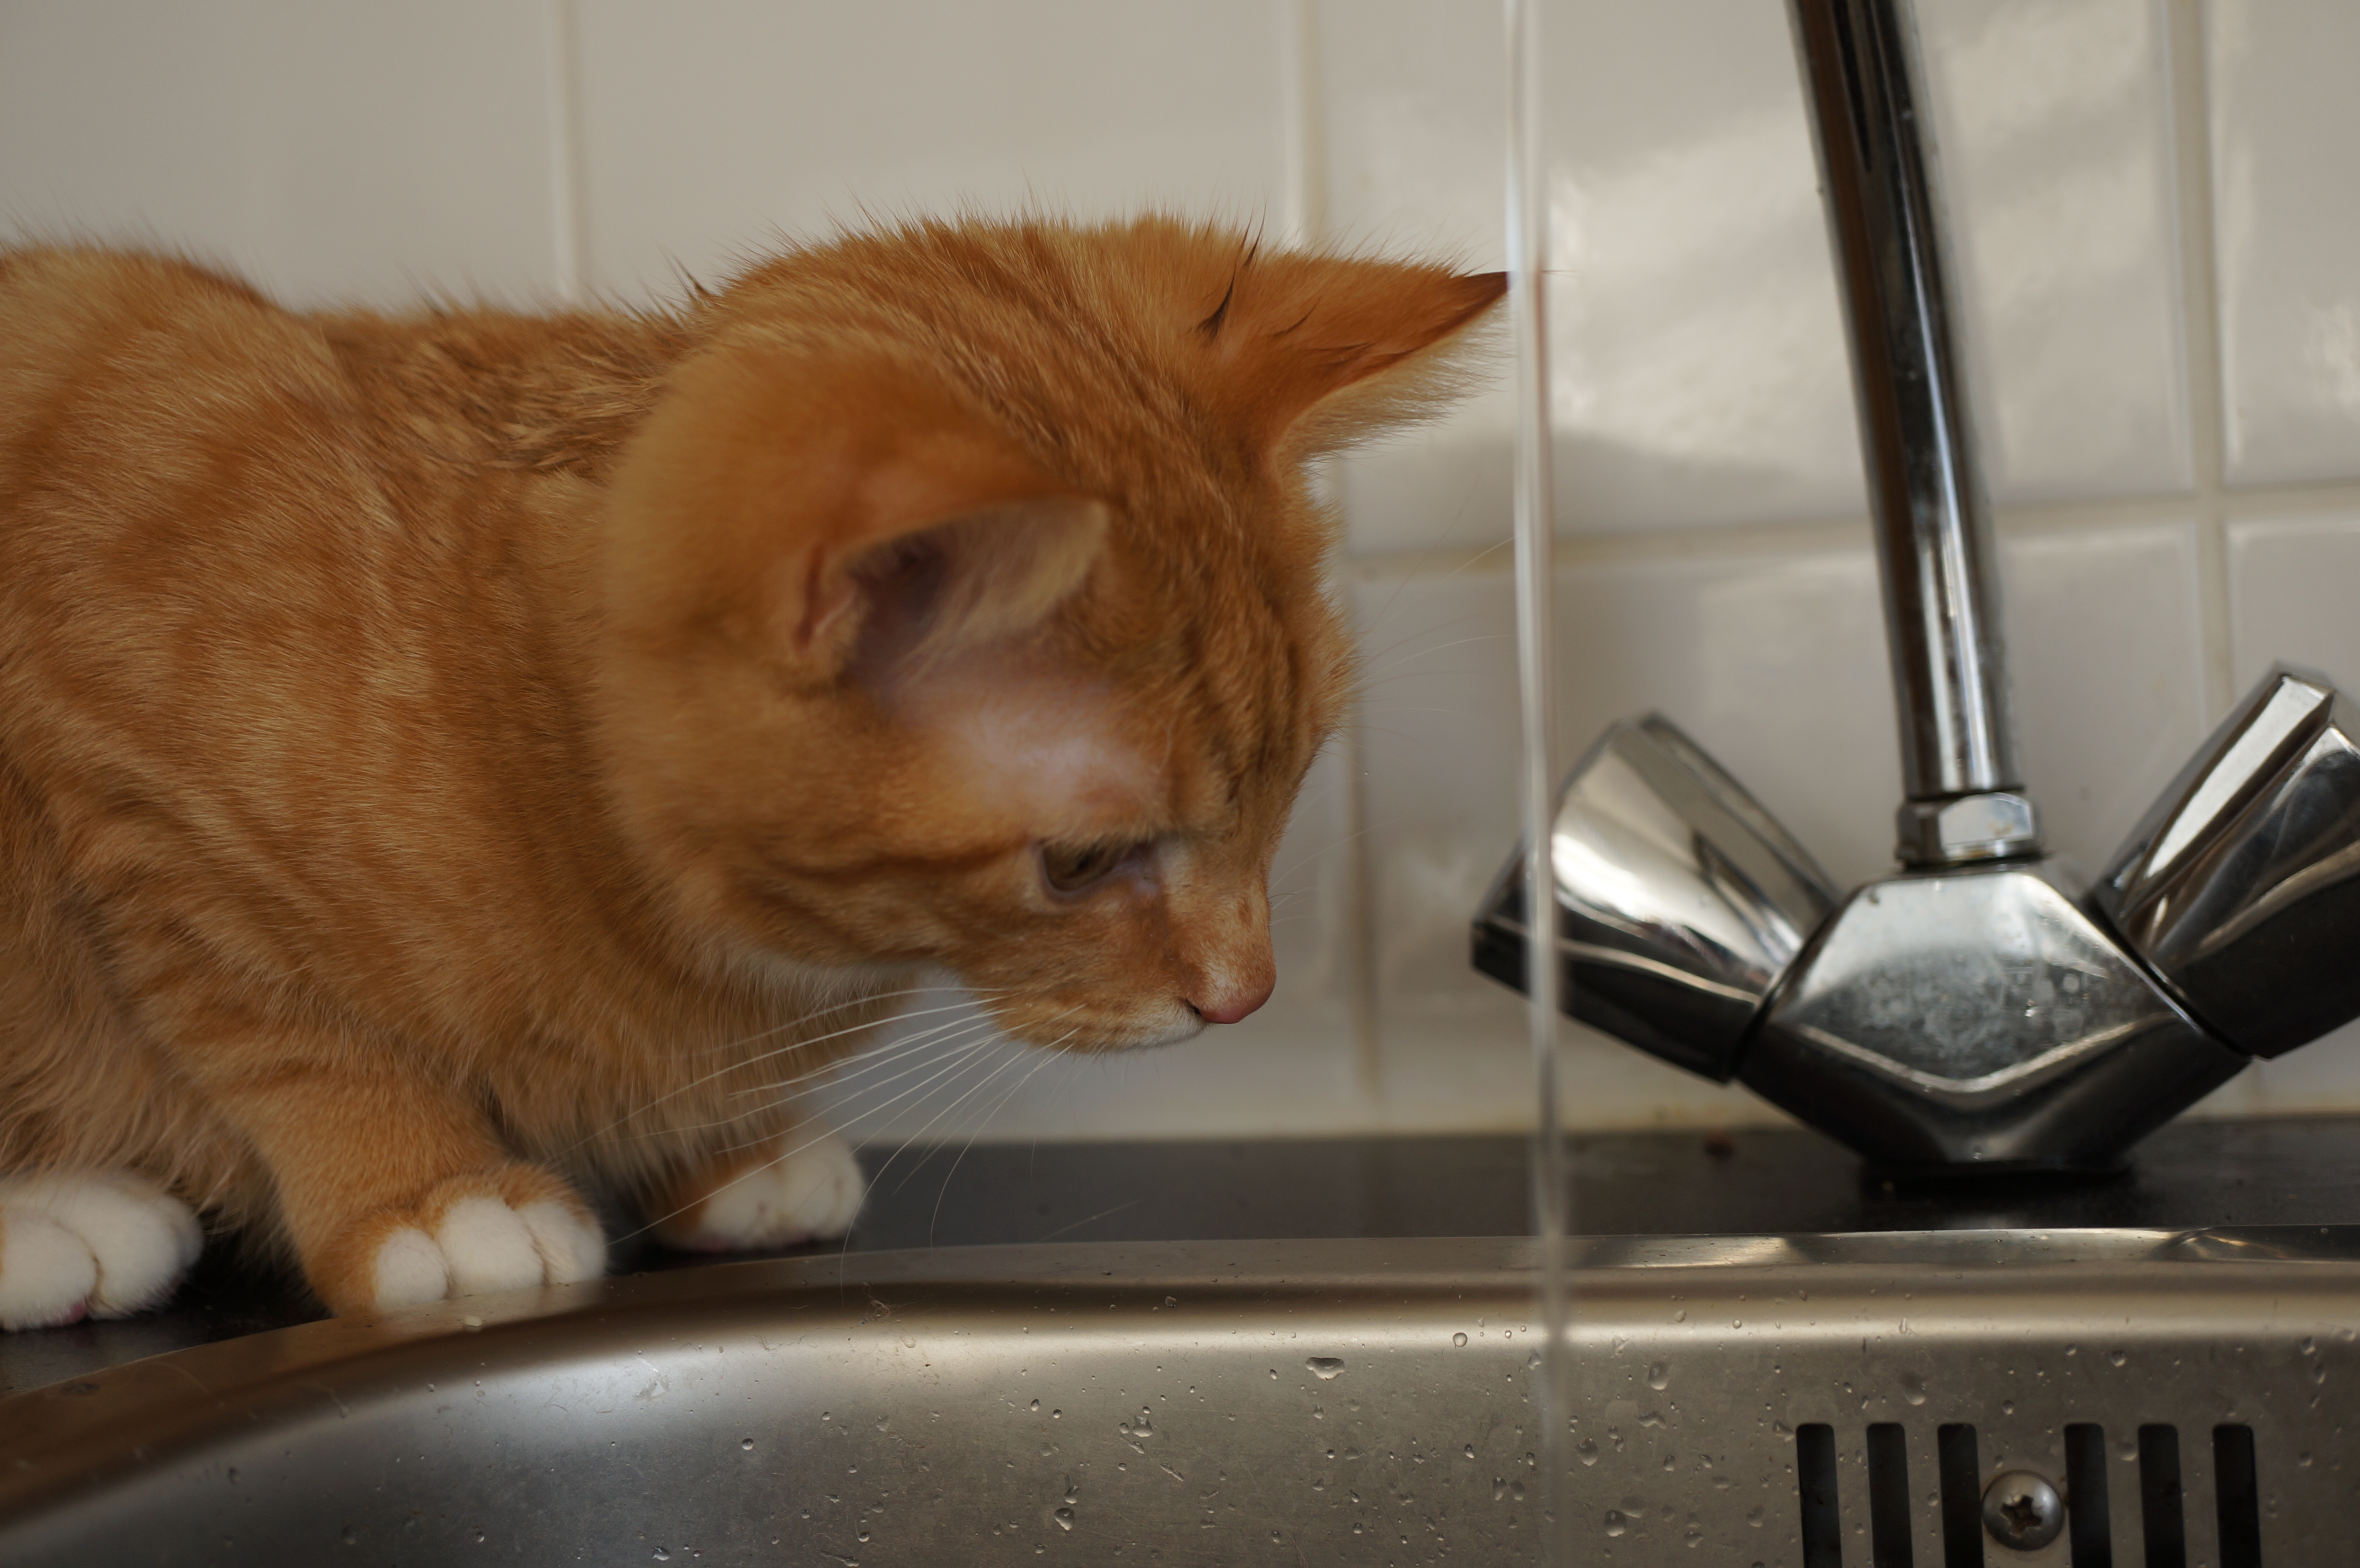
[[654, 1130, 867, 1251], [353, 1177, 607, 1312], [0, 1171, 203, 1330]]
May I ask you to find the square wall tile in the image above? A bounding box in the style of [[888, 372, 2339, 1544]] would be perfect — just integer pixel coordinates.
[[576, 0, 1290, 298], [2001, 521, 2210, 867], [2208, 0, 2360, 486], [1536, 2, 1866, 536], [1327, 0, 2194, 556], [2226, 514, 2360, 693], [0, 1, 561, 307], [1916, 0, 2191, 502]]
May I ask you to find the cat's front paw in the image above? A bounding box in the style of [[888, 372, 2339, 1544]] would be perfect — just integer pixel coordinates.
[[0, 1171, 204, 1331], [319, 1166, 606, 1314], [648, 1128, 866, 1252]]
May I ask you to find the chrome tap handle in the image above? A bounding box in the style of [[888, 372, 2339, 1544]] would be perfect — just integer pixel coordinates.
[[1789, 0, 2038, 865]]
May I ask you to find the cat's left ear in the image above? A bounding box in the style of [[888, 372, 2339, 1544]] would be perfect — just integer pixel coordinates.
[[607, 345, 1108, 683], [1185, 253, 1507, 461]]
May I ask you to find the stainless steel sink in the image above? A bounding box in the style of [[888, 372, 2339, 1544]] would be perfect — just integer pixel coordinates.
[[2, 1228, 2351, 1566]]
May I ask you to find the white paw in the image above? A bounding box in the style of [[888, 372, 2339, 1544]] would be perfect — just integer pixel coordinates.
[[671, 1131, 867, 1250], [0, 1171, 203, 1331], [368, 1195, 606, 1310]]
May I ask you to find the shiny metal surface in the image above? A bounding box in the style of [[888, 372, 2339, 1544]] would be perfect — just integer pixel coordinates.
[[1895, 787, 2041, 866], [1745, 856, 2246, 1170], [4, 1230, 2357, 1566], [1470, 714, 1839, 1080], [1982, 1470, 2065, 1552], [1790, 0, 2026, 822], [1474, 2, 2360, 1173], [2095, 663, 2360, 1058]]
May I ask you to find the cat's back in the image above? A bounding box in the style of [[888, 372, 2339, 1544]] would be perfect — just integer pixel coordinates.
[[0, 245, 327, 489]]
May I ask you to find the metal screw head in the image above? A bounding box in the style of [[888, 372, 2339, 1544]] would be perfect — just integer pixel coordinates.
[[1982, 1469, 2065, 1551]]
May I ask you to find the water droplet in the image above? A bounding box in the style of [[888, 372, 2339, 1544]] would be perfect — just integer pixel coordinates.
[[1898, 1370, 1927, 1406], [740, 1437, 755, 1451], [1164, 1296, 1178, 1308], [1029, 1399, 1040, 1412], [1053, 1508, 1074, 1531], [1747, 1505, 1764, 1528], [1463, 1445, 1476, 1460], [1575, 1439, 1598, 1467], [1673, 1309, 1686, 1322], [652, 1551, 670, 1563], [1453, 1333, 1469, 1348], [1647, 1362, 1671, 1390], [1306, 1357, 1345, 1380], [342, 1526, 357, 1546], [2108, 1350, 2127, 1368], [1603, 1509, 1629, 1538], [2299, 1451, 2314, 1468], [1511, 1480, 1526, 1500], [2001, 1400, 2015, 1415]]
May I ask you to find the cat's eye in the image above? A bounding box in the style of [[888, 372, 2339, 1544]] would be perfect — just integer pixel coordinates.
[[1039, 839, 1147, 896]]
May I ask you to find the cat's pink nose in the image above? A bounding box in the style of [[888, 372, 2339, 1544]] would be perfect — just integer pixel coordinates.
[[1188, 971, 1274, 1026]]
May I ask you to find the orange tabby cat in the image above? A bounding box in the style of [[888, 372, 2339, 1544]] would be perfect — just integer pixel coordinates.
[[0, 218, 1500, 1327]]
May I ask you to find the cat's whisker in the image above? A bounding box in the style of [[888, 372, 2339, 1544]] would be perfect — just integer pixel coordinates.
[[614, 1032, 1011, 1243], [874, 1041, 1033, 1198], [711, 1020, 1006, 1137], [924, 1036, 1069, 1245], [570, 992, 1000, 1152], [880, 1021, 1072, 1194], [612, 1025, 983, 1144], [724, 1007, 997, 1100], [683, 984, 981, 1061], [825, 1003, 1081, 1198]]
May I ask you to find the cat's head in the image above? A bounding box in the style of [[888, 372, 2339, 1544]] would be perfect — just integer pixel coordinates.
[[595, 217, 1500, 1051]]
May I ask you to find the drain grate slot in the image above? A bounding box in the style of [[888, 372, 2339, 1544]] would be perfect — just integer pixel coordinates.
[[1784, 1418, 2269, 1568], [2065, 1422, 2113, 1566], [1936, 1423, 1985, 1568], [2215, 1425, 2262, 1568], [1866, 1422, 1915, 1567], [2138, 1424, 2186, 1567], [1797, 1421, 1842, 1568]]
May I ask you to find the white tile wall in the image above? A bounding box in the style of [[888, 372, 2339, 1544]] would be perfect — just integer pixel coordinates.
[[572, 0, 1291, 297], [9, 0, 2360, 1137], [1917, 0, 2192, 502], [2207, 0, 2360, 487], [0, 0, 562, 307]]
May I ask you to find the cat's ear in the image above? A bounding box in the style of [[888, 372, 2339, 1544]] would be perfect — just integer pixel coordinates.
[[608, 347, 1107, 682], [804, 483, 1109, 676], [1182, 251, 1506, 461]]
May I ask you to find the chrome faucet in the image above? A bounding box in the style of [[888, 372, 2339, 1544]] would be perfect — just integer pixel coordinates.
[[1472, 0, 2360, 1172]]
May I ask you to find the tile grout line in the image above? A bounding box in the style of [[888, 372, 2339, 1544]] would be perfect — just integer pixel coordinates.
[[2166, 0, 2237, 718], [540, 0, 593, 306], [1340, 471, 2360, 589]]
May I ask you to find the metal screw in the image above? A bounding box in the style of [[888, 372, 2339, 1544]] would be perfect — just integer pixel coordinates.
[[1982, 1469, 2065, 1551]]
